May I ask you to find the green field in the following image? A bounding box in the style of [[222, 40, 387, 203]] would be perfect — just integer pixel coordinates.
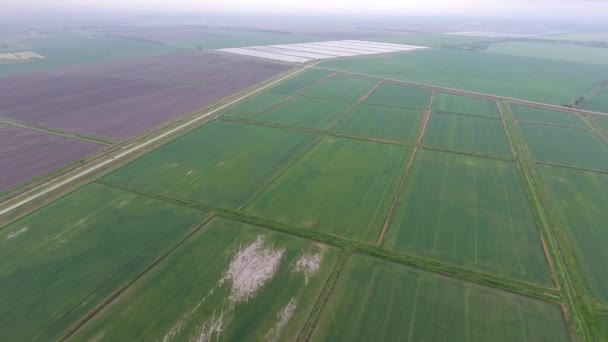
[[364, 82, 432, 109], [223, 93, 291, 119], [312, 255, 569, 341], [245, 137, 410, 242], [335, 104, 423, 142], [583, 87, 608, 114], [320, 49, 608, 105], [540, 165, 608, 302], [0, 183, 206, 341], [257, 96, 353, 130], [301, 74, 377, 102], [385, 150, 552, 285], [0, 34, 183, 76], [592, 115, 608, 134], [510, 104, 586, 128], [105, 121, 318, 209], [72, 217, 339, 341], [368, 33, 501, 48], [423, 113, 512, 157], [485, 41, 608, 66], [520, 122, 608, 171], [433, 93, 499, 118], [270, 70, 332, 95]]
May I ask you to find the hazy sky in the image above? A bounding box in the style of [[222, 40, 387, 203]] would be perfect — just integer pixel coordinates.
[[5, 0, 608, 17]]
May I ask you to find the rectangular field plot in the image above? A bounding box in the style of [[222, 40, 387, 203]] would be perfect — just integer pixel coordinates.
[[72, 217, 339, 342], [105, 121, 318, 209], [270, 69, 332, 94], [364, 82, 432, 110], [301, 74, 378, 102], [245, 137, 411, 242], [0, 124, 102, 193], [510, 104, 585, 128], [312, 255, 570, 342], [540, 165, 608, 302], [385, 150, 552, 285], [334, 104, 423, 143], [521, 123, 608, 171], [223, 92, 291, 119], [257, 96, 353, 130], [433, 93, 499, 118], [423, 113, 512, 157], [0, 183, 207, 341]]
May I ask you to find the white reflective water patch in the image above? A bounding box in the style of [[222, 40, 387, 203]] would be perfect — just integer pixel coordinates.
[[217, 48, 312, 63]]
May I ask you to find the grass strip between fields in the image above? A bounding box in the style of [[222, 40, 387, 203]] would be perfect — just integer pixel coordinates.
[[503, 102, 606, 341]]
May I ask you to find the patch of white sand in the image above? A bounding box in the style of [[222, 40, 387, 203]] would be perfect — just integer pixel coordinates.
[[6, 226, 28, 239], [266, 297, 297, 342], [295, 252, 323, 285]]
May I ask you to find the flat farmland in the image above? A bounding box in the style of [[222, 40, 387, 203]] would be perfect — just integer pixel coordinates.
[[583, 87, 608, 114], [223, 92, 291, 119], [369, 33, 502, 48], [540, 165, 608, 302], [364, 82, 432, 110], [510, 104, 586, 128], [0, 183, 207, 341], [312, 255, 569, 341], [592, 115, 608, 134], [423, 113, 512, 157], [384, 150, 552, 285], [245, 137, 411, 242], [72, 217, 339, 341], [105, 121, 318, 209], [485, 41, 608, 66], [433, 93, 499, 118], [0, 52, 289, 140], [320, 49, 608, 105], [335, 104, 423, 142], [543, 32, 608, 42], [256, 96, 354, 130], [300, 74, 378, 102], [0, 124, 102, 193], [520, 122, 608, 171], [270, 69, 332, 95]]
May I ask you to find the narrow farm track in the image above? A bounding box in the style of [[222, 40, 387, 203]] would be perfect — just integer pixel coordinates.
[[0, 65, 312, 218], [316, 66, 608, 118]]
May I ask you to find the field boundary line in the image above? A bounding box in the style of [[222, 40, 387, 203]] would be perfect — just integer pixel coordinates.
[[502, 102, 604, 341], [376, 91, 435, 246], [576, 113, 608, 146], [534, 161, 608, 175], [95, 179, 564, 304], [326, 81, 382, 131], [314, 66, 608, 118], [433, 110, 502, 121], [220, 116, 415, 147], [0, 65, 312, 218], [0, 116, 114, 146], [419, 145, 515, 162], [498, 101, 518, 158], [61, 214, 216, 340], [298, 253, 349, 342]]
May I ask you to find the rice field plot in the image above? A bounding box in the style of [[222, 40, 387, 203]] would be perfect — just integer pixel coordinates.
[[485, 41, 608, 66], [384, 150, 552, 285], [0, 183, 207, 341], [423, 113, 512, 157], [510, 104, 586, 128], [520, 122, 608, 171], [369, 33, 502, 48], [592, 115, 608, 134], [300, 74, 378, 102], [540, 165, 608, 302], [583, 87, 608, 114], [312, 255, 570, 342], [72, 217, 339, 342], [223, 92, 291, 119], [320, 49, 608, 105], [245, 137, 410, 242], [364, 82, 432, 110], [105, 121, 318, 209], [270, 69, 332, 95], [433, 93, 499, 118], [256, 96, 354, 130], [334, 104, 423, 142]]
